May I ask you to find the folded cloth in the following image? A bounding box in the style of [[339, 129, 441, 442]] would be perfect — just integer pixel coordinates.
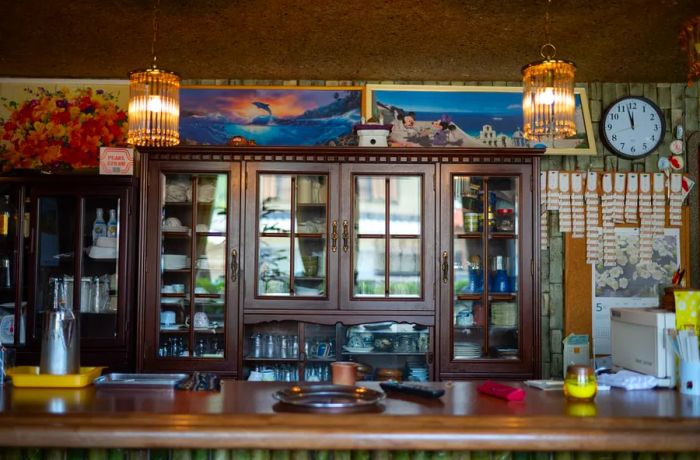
[[597, 369, 658, 390], [176, 372, 221, 391]]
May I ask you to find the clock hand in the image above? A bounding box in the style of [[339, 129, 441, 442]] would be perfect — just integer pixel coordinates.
[[627, 109, 634, 130]]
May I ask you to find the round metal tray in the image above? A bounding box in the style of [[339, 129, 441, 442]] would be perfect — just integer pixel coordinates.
[[273, 384, 385, 409]]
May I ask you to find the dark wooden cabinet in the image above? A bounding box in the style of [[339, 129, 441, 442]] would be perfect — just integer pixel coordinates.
[[0, 175, 137, 371], [137, 146, 541, 380], [140, 160, 241, 374]]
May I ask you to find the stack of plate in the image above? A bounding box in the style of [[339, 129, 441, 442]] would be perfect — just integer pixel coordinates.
[[454, 342, 482, 359], [491, 302, 517, 327], [405, 360, 428, 381]]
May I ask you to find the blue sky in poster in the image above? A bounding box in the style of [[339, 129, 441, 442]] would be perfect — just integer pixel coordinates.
[[374, 90, 523, 115]]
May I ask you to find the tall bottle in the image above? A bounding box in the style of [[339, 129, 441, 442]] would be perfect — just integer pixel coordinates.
[[92, 208, 107, 245], [0, 195, 10, 237], [107, 209, 118, 238]]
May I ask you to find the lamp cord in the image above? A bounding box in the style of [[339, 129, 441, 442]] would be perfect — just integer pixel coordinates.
[[151, 0, 160, 69], [540, 0, 556, 60]]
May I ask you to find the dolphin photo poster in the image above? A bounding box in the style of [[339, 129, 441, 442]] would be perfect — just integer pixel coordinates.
[[364, 84, 595, 155], [179, 86, 363, 146]]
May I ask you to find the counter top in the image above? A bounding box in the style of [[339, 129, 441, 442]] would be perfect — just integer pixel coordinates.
[[0, 380, 699, 451]]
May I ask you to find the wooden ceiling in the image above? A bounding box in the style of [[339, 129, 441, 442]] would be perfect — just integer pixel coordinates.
[[1, 0, 699, 83]]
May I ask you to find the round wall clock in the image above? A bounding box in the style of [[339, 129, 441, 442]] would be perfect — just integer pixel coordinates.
[[600, 96, 665, 159]]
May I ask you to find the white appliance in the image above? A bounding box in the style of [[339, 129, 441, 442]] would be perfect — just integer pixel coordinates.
[[610, 307, 676, 387]]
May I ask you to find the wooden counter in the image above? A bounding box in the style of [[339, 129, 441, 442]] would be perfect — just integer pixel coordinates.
[[0, 380, 699, 451]]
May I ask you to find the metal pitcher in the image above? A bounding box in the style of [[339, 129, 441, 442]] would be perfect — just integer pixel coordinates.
[[39, 278, 80, 375]]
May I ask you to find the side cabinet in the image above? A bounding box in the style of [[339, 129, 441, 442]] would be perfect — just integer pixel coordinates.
[[0, 176, 137, 371], [437, 161, 540, 379], [140, 161, 241, 374]]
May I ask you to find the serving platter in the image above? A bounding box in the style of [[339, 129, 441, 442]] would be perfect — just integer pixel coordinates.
[[273, 384, 384, 409]]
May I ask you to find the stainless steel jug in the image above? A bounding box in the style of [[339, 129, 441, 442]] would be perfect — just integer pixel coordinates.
[[39, 278, 79, 375]]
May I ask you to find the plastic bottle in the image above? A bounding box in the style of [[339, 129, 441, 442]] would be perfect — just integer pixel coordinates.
[[0, 196, 10, 237], [107, 209, 118, 238], [92, 208, 107, 245]]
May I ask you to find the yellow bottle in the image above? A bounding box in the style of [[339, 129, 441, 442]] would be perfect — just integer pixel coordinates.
[[563, 364, 597, 401]]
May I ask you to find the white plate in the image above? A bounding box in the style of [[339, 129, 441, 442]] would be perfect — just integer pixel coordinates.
[[160, 324, 186, 331], [342, 345, 373, 353]]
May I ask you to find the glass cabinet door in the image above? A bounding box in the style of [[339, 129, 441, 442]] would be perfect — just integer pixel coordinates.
[[340, 164, 435, 311], [29, 186, 130, 349], [0, 185, 27, 347], [158, 172, 230, 360], [439, 163, 535, 377], [244, 163, 339, 310]]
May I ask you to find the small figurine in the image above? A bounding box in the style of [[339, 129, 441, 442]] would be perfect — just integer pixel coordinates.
[[354, 116, 393, 147]]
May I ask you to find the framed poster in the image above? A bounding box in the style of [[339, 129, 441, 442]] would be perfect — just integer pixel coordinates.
[[0, 78, 129, 172], [179, 86, 363, 146], [591, 227, 681, 355], [364, 84, 595, 155]]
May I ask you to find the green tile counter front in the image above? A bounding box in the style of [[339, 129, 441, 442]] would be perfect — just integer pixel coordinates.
[[0, 381, 698, 453]]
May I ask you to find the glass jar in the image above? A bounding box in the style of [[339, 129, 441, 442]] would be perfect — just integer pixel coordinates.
[[496, 208, 514, 232], [563, 365, 597, 401]]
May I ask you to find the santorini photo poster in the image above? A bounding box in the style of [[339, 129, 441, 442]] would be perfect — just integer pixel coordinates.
[[364, 84, 595, 155], [179, 86, 363, 146]]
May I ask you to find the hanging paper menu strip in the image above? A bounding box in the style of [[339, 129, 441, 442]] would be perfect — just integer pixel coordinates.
[[547, 170, 560, 212], [585, 171, 601, 264], [669, 173, 683, 227], [559, 172, 572, 233], [570, 172, 585, 238], [638, 173, 653, 263], [540, 171, 548, 250], [624, 172, 639, 224], [652, 173, 667, 238], [601, 173, 617, 267], [613, 173, 626, 224]]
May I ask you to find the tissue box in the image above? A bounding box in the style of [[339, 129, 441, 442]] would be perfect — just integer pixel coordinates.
[[563, 333, 589, 376]]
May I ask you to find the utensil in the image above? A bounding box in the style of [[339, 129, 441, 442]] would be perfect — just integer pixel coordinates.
[[40, 278, 80, 375]]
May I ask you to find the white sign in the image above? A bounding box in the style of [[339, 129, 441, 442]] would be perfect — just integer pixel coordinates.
[[99, 147, 134, 175]]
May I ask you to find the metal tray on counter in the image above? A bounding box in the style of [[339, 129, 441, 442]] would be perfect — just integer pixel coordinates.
[[273, 384, 385, 409], [94, 373, 189, 389]]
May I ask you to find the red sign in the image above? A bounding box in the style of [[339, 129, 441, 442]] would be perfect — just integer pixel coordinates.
[[99, 147, 134, 175]]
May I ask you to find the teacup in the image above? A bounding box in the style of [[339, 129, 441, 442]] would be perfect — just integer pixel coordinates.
[[188, 311, 209, 328], [172, 283, 185, 293], [160, 311, 176, 325]]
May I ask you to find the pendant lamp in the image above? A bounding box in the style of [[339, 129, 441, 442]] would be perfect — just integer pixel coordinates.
[[128, 0, 180, 147], [522, 0, 576, 142]]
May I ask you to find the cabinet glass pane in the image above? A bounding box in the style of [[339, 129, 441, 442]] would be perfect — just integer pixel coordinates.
[[488, 177, 519, 235], [341, 322, 430, 382], [354, 238, 384, 297], [0, 187, 25, 346], [159, 171, 229, 360], [35, 196, 76, 339], [294, 236, 326, 296], [389, 177, 421, 235], [80, 197, 120, 338], [453, 239, 484, 295], [389, 238, 420, 297], [258, 236, 290, 296], [259, 174, 291, 234], [242, 321, 302, 382], [355, 176, 385, 234], [454, 176, 484, 234], [196, 175, 227, 232]]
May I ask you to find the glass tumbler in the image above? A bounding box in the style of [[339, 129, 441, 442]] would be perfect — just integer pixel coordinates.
[[563, 365, 597, 401]]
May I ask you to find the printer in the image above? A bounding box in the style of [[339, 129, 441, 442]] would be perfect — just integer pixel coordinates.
[[610, 307, 676, 387]]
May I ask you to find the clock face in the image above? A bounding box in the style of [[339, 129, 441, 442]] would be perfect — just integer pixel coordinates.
[[600, 96, 665, 159]]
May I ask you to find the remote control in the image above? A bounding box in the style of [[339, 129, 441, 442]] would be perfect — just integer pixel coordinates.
[[476, 381, 525, 401], [380, 382, 445, 399]]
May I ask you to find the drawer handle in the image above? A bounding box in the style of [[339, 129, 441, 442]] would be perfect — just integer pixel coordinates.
[[231, 249, 238, 282], [441, 251, 449, 284], [331, 220, 338, 253], [342, 220, 349, 253]]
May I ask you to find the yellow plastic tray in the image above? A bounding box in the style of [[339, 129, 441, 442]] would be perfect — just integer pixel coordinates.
[[7, 366, 103, 388]]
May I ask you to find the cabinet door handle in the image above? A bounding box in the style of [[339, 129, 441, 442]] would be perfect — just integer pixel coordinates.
[[342, 220, 349, 253], [441, 251, 449, 284], [331, 220, 338, 253], [230, 249, 238, 282]]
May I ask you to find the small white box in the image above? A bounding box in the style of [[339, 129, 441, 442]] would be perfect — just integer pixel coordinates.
[[563, 333, 590, 377]]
